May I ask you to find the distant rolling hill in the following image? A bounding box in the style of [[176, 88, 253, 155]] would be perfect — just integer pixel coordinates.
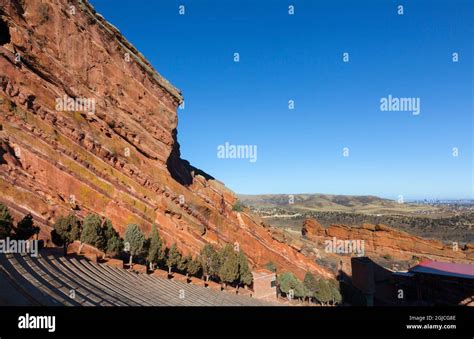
[[238, 193, 441, 216]]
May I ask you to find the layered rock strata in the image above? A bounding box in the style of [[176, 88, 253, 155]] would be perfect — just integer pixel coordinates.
[[0, 0, 331, 279]]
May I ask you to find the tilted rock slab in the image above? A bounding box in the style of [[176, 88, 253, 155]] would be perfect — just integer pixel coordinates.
[[302, 218, 473, 264], [0, 0, 331, 280]]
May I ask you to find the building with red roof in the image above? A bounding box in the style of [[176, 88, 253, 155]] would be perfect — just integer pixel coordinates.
[[409, 260, 474, 279], [350, 257, 474, 306]]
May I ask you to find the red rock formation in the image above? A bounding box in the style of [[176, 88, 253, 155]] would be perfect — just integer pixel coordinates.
[[302, 218, 473, 264], [302, 218, 324, 239], [0, 0, 331, 280]]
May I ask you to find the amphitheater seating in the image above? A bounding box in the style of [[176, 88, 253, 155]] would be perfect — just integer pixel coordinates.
[[0, 251, 271, 306]]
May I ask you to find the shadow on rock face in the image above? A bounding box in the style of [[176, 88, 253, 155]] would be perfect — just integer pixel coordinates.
[[0, 18, 11, 46], [166, 128, 215, 186]]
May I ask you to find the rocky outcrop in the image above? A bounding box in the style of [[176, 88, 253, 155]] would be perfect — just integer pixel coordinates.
[[302, 218, 325, 239], [0, 0, 331, 280], [302, 218, 474, 264]]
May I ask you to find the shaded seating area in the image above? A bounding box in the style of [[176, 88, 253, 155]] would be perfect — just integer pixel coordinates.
[[0, 251, 271, 306]]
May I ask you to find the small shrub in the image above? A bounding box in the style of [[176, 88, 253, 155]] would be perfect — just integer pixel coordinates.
[[232, 200, 244, 212], [265, 261, 277, 272], [7, 100, 16, 113]]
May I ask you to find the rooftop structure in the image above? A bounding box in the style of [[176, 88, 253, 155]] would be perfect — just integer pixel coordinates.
[[252, 269, 277, 301], [409, 260, 474, 280]]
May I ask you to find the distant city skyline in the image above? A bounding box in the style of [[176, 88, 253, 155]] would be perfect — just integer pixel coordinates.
[[90, 0, 473, 200]]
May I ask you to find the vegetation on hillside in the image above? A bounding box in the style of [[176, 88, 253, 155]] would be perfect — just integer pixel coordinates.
[[231, 200, 245, 212]]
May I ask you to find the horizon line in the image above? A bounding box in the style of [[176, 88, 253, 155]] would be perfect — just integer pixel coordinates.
[[235, 192, 474, 201]]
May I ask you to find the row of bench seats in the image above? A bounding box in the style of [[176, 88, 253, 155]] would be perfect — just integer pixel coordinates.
[[0, 251, 271, 306]]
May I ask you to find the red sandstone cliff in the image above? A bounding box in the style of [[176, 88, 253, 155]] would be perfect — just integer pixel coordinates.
[[302, 218, 474, 264], [0, 0, 331, 279]]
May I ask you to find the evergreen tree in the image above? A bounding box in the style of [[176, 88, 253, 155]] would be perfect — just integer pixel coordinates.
[[314, 279, 332, 305], [186, 257, 202, 278], [146, 224, 165, 270], [294, 280, 306, 300], [106, 235, 122, 257], [218, 244, 239, 286], [14, 214, 40, 240], [50, 229, 64, 247], [53, 214, 81, 255], [328, 279, 342, 305], [177, 254, 190, 273], [199, 244, 220, 282], [103, 219, 122, 256], [303, 271, 318, 302], [277, 272, 294, 295], [166, 243, 182, 274], [124, 224, 145, 265], [0, 203, 14, 239], [237, 251, 253, 286], [277, 272, 305, 300], [80, 214, 106, 249], [142, 237, 150, 264]]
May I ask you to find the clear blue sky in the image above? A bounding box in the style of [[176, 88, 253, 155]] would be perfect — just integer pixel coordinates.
[[90, 0, 473, 200]]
